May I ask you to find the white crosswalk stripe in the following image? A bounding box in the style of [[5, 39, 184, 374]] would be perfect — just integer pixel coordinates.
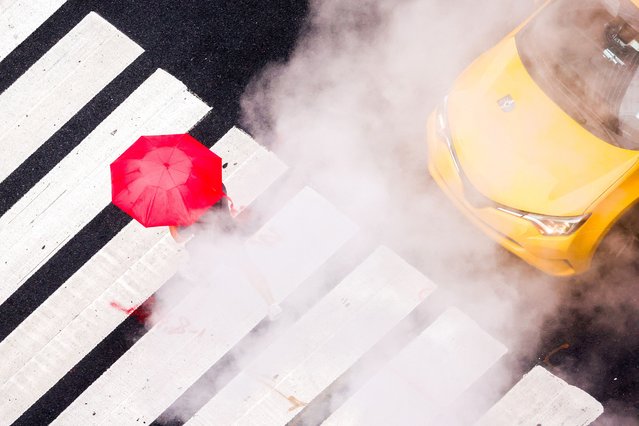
[[323, 308, 507, 426], [0, 224, 169, 387], [0, 127, 287, 424], [186, 246, 436, 426], [0, 12, 143, 184], [0, 68, 210, 307], [0, 0, 67, 62], [52, 186, 357, 425], [475, 365, 604, 426], [211, 127, 288, 214], [0, 231, 185, 425]]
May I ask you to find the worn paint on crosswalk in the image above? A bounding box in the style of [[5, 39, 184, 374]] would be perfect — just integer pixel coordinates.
[[0, 69, 210, 309], [0, 0, 67, 61], [475, 366, 603, 426], [323, 308, 507, 426], [52, 186, 356, 425], [186, 246, 436, 426], [0, 12, 143, 184], [0, 127, 286, 424]]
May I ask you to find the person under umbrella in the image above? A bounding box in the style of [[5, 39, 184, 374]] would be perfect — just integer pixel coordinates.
[[110, 134, 280, 318]]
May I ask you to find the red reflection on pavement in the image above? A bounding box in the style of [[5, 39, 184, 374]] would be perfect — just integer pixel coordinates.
[[110, 295, 156, 324]]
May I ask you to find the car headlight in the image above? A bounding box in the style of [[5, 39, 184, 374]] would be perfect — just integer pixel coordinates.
[[497, 207, 590, 236], [435, 97, 461, 173]]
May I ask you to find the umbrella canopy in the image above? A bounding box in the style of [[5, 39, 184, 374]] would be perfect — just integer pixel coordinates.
[[110, 134, 223, 227]]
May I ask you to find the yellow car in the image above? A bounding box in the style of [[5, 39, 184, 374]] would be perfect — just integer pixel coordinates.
[[427, 0, 639, 276]]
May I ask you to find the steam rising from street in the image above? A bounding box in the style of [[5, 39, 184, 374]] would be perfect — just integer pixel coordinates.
[[153, 0, 638, 424]]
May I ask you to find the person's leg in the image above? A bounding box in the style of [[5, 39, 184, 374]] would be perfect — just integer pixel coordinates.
[[239, 248, 281, 319], [169, 226, 180, 241]]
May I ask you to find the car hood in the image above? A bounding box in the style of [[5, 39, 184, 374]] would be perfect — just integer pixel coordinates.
[[447, 37, 639, 216]]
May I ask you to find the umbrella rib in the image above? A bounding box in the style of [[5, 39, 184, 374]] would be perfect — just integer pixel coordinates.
[[177, 187, 191, 224], [170, 157, 191, 166], [165, 138, 182, 164], [165, 137, 190, 223], [143, 163, 170, 225], [145, 183, 161, 225], [166, 160, 182, 189], [144, 147, 183, 225], [167, 167, 192, 222]]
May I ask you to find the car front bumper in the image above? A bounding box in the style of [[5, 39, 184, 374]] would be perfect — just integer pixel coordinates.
[[426, 110, 600, 276]]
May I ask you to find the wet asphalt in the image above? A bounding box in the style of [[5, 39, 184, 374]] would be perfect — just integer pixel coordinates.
[[0, 1, 308, 424], [1, 1, 639, 425]]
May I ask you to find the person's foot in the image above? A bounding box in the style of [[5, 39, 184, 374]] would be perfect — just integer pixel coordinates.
[[267, 303, 282, 320]]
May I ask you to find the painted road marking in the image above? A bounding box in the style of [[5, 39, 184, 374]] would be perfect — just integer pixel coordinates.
[[323, 308, 507, 425], [242, 187, 358, 296], [52, 187, 358, 425], [0, 127, 266, 387], [186, 246, 436, 426], [215, 126, 263, 180], [475, 365, 603, 426], [0, 0, 67, 62], [0, 12, 143, 184], [0, 128, 286, 424], [215, 127, 288, 215], [0, 69, 210, 308], [0, 224, 168, 387], [0, 232, 184, 425]]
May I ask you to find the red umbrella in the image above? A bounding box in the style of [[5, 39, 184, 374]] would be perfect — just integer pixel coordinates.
[[110, 134, 223, 227]]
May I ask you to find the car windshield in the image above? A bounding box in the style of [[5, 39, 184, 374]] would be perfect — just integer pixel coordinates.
[[516, 0, 639, 149]]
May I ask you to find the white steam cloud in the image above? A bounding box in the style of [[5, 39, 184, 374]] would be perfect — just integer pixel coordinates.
[[151, 0, 633, 424]]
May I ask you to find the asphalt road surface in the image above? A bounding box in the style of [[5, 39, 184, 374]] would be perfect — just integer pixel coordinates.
[[1, 0, 638, 425], [0, 1, 308, 424]]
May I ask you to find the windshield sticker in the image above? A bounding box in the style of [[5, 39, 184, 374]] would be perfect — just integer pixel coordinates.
[[497, 95, 516, 112], [603, 48, 626, 66]]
